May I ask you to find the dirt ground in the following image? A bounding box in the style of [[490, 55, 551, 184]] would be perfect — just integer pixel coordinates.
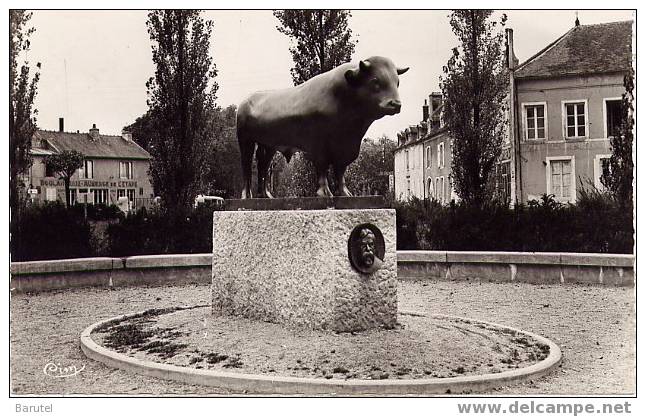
[[91, 307, 549, 380], [10, 280, 635, 395]]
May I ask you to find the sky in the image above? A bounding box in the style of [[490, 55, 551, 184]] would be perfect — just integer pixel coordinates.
[[25, 9, 635, 140]]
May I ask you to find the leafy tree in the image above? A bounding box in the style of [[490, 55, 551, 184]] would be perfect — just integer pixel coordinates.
[[44, 151, 85, 208], [602, 69, 634, 208], [440, 10, 508, 207], [145, 10, 218, 215], [273, 10, 357, 86], [271, 153, 318, 197], [345, 136, 396, 197], [201, 105, 241, 198], [272, 136, 396, 198], [123, 111, 155, 152], [272, 10, 357, 194], [10, 10, 41, 212]]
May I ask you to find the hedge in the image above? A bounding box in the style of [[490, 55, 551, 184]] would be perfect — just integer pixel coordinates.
[[395, 191, 633, 254]]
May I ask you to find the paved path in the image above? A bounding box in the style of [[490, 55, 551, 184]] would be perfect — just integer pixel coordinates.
[[10, 281, 634, 395]]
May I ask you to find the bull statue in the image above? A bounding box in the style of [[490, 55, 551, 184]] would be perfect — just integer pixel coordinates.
[[236, 56, 409, 198]]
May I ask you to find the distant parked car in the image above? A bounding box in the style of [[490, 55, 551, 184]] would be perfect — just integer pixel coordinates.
[[194, 194, 224, 208]]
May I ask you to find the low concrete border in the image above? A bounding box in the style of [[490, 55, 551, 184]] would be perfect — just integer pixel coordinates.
[[398, 251, 634, 286], [80, 307, 562, 395], [11, 251, 634, 293], [10, 254, 211, 293]]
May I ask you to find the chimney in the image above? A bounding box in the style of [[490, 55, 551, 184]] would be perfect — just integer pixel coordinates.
[[422, 99, 429, 122], [59, 117, 64, 132], [430, 92, 443, 130], [121, 129, 133, 142], [505, 28, 519, 70], [575, 11, 580, 27], [89, 123, 100, 140]]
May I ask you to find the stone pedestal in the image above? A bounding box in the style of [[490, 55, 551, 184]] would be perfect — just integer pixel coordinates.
[[211, 209, 397, 332]]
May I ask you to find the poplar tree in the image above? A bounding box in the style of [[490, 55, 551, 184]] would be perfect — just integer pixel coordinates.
[[440, 10, 508, 207], [145, 10, 218, 214], [273, 10, 357, 86], [10, 10, 41, 212], [602, 69, 634, 208]]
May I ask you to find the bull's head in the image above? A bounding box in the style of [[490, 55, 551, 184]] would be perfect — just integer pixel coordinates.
[[345, 57, 409, 119]]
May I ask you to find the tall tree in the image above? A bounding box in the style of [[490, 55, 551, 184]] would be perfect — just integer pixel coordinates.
[[145, 10, 218, 214], [273, 10, 357, 86], [201, 105, 241, 198], [10, 10, 41, 212], [602, 69, 634, 208], [272, 10, 357, 195], [123, 111, 155, 152], [440, 10, 508, 207], [44, 151, 85, 208]]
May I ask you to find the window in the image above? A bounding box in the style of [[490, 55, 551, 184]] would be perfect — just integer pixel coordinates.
[[79, 160, 94, 179], [119, 161, 133, 179], [437, 142, 445, 169], [92, 189, 108, 205], [547, 158, 575, 202], [117, 189, 126, 199], [406, 178, 411, 198], [605, 99, 623, 138], [593, 154, 612, 190], [427, 178, 433, 200], [69, 189, 77, 206], [440, 176, 445, 203], [45, 163, 55, 177], [426, 146, 432, 168], [434, 177, 445, 203], [45, 187, 57, 201], [524, 103, 546, 139], [563, 101, 587, 139], [496, 162, 511, 202], [405, 150, 409, 171]]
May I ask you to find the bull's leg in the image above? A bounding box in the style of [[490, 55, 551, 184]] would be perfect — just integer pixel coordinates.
[[256, 145, 276, 198], [315, 163, 333, 197], [333, 164, 353, 197], [238, 135, 255, 199]]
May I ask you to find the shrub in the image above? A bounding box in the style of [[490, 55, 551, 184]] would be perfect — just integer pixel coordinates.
[[10, 201, 95, 261], [395, 192, 633, 254], [106, 205, 218, 256]]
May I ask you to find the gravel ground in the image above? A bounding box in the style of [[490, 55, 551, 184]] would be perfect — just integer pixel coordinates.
[[10, 280, 635, 395]]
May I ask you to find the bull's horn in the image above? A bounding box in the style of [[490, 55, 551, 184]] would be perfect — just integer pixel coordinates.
[[397, 66, 410, 75], [359, 60, 371, 72]]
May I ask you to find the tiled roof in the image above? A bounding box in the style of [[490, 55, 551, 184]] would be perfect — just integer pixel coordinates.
[[33, 130, 151, 160], [30, 148, 56, 156], [515, 20, 633, 79], [396, 126, 449, 151]]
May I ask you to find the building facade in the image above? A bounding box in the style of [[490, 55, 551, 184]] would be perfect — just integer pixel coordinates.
[[395, 19, 632, 205], [506, 20, 632, 203], [395, 93, 457, 203], [22, 120, 154, 210], [394, 125, 424, 201]]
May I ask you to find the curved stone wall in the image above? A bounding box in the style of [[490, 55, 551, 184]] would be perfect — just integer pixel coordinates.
[[10, 251, 633, 293]]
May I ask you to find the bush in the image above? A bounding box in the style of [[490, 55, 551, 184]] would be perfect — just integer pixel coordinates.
[[106, 205, 218, 256], [10, 201, 96, 262], [68, 203, 123, 221], [395, 192, 633, 254]]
